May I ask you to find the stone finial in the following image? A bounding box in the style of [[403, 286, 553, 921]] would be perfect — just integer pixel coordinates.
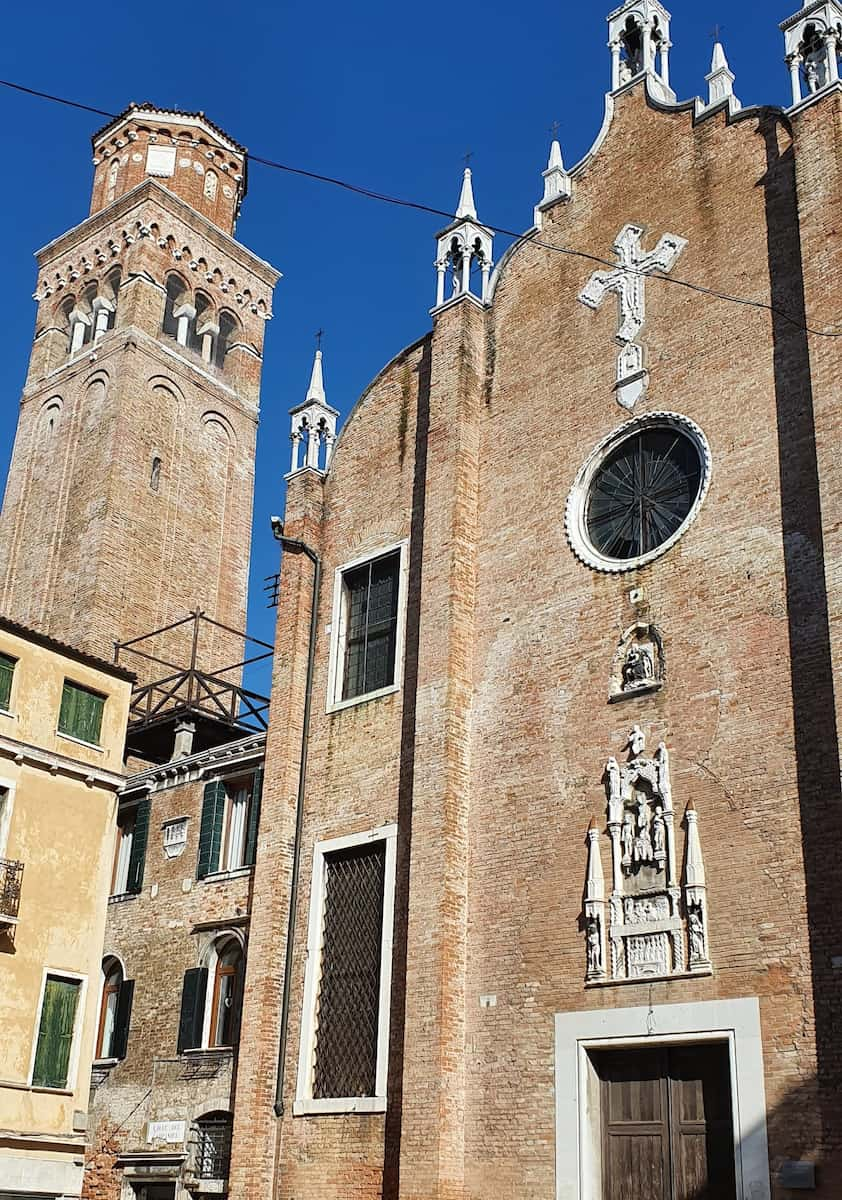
[[703, 41, 741, 112], [684, 800, 705, 887], [534, 139, 572, 226], [287, 345, 339, 477], [455, 168, 477, 220]]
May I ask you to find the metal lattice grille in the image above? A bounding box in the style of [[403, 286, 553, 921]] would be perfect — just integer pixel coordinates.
[[342, 552, 399, 700], [312, 842, 386, 1099], [586, 428, 702, 560], [194, 1116, 232, 1179]]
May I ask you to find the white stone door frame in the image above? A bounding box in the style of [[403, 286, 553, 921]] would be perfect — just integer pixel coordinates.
[[554, 997, 771, 1200]]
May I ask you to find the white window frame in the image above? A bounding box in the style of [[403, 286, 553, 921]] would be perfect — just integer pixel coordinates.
[[28, 968, 88, 1092], [200, 930, 245, 1050], [325, 541, 409, 714], [0, 775, 17, 859], [110, 804, 136, 897], [294, 823, 398, 1115], [554, 997, 771, 1200]]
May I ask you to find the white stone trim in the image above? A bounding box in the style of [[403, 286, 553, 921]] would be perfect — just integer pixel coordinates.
[[325, 541, 409, 714], [0, 774, 17, 859], [0, 733, 124, 790], [27, 967, 89, 1092], [565, 411, 712, 573], [0, 1150, 84, 1194], [294, 823, 398, 1116], [554, 997, 770, 1200]]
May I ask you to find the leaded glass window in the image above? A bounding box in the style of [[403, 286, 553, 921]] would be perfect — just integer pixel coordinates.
[[586, 427, 703, 561], [341, 551, 400, 701], [312, 842, 386, 1099]]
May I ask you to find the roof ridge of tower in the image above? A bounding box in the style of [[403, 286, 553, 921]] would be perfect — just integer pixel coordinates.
[[91, 102, 247, 156]]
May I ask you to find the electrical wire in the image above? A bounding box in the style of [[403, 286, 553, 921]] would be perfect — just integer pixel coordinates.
[[0, 76, 839, 339]]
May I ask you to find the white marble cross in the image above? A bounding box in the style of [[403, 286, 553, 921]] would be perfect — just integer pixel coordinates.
[[578, 223, 687, 410]]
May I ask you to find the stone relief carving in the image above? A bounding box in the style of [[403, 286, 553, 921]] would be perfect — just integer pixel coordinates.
[[578, 224, 688, 411], [584, 729, 711, 983], [609, 622, 665, 701]]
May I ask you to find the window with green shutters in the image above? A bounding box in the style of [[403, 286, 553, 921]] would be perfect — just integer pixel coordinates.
[[58, 680, 106, 745], [32, 975, 81, 1088], [197, 772, 262, 879], [0, 653, 15, 711]]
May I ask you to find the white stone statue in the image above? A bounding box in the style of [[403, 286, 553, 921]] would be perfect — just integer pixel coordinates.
[[587, 915, 602, 973], [627, 725, 646, 758], [688, 902, 706, 960]]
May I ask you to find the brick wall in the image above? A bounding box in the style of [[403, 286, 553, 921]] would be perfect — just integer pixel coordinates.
[[232, 83, 842, 1199]]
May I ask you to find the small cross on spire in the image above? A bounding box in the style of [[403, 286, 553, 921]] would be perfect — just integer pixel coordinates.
[[548, 119, 562, 140], [462, 148, 474, 169], [710, 23, 725, 42], [315, 328, 324, 351]]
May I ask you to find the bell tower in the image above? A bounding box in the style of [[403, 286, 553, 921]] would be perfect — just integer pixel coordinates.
[[0, 105, 280, 674]]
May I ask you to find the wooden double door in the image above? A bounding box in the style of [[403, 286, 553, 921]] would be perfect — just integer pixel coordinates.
[[593, 1043, 737, 1200]]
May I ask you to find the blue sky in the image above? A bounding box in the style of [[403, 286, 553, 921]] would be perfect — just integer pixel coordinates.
[[0, 0, 792, 672]]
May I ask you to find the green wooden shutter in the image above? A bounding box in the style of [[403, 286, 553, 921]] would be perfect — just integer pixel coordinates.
[[32, 976, 80, 1088], [244, 768, 263, 867], [0, 654, 15, 711], [126, 799, 150, 895], [111, 979, 134, 1060], [197, 781, 226, 879], [177, 967, 207, 1053], [58, 682, 105, 744]]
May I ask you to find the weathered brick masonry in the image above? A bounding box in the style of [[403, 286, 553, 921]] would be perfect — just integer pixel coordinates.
[[0, 107, 279, 676], [232, 77, 841, 1200]]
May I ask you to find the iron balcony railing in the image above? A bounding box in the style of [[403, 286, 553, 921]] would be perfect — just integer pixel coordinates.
[[0, 857, 24, 923]]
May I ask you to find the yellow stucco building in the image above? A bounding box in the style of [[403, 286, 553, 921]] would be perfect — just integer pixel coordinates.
[[0, 616, 133, 1199]]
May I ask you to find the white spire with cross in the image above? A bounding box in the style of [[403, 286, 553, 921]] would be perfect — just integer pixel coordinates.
[[287, 340, 340, 477], [700, 40, 741, 113], [433, 163, 494, 311], [578, 223, 687, 410]]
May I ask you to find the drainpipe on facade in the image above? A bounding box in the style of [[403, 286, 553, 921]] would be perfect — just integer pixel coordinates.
[[270, 522, 321, 1117]]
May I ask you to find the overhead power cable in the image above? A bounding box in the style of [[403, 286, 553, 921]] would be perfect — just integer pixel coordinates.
[[0, 76, 839, 339]]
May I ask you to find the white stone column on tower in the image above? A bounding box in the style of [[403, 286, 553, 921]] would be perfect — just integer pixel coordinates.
[[780, 2, 842, 109], [92, 295, 115, 342], [607, 1, 676, 104], [432, 168, 494, 313], [286, 346, 340, 478]]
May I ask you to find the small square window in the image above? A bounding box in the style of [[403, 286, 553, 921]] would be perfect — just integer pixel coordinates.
[[58, 680, 105, 746], [327, 544, 407, 711], [0, 652, 16, 712]]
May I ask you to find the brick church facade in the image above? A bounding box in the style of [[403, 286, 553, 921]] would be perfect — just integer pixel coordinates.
[[232, 4, 842, 1199], [0, 3, 841, 1200]]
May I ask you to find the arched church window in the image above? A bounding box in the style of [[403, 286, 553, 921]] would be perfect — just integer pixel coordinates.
[[189, 292, 213, 355], [150, 456, 162, 492], [214, 311, 239, 370], [163, 274, 190, 342], [107, 157, 119, 201], [204, 169, 218, 202], [620, 15, 643, 78]]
